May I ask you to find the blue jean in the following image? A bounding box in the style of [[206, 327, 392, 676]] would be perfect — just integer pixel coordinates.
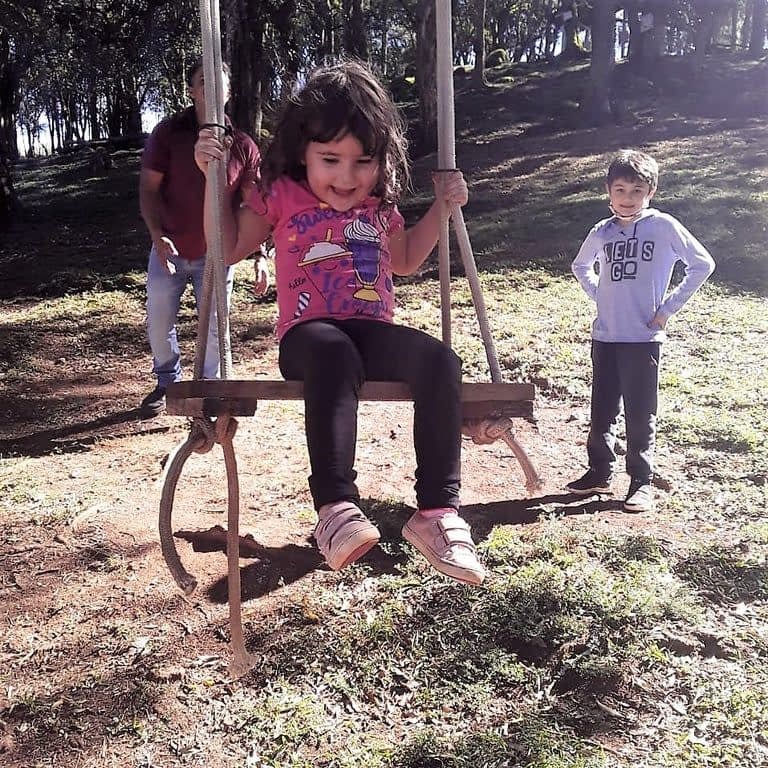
[[145, 246, 234, 386]]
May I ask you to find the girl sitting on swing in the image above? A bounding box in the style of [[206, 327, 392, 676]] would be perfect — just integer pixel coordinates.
[[194, 59, 485, 586]]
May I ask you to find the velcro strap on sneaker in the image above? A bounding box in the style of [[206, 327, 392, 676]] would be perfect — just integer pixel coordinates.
[[315, 504, 367, 550], [435, 518, 476, 551]]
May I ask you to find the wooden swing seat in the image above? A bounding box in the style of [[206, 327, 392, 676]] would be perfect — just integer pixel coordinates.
[[166, 379, 535, 421]]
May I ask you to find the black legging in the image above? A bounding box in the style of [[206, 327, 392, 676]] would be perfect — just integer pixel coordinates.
[[279, 318, 462, 511]]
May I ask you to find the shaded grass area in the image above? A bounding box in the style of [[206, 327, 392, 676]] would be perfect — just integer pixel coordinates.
[[2, 150, 148, 299], [7, 522, 765, 767]]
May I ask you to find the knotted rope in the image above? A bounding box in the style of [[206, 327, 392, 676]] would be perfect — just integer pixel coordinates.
[[158, 412, 256, 677], [158, 0, 254, 678]]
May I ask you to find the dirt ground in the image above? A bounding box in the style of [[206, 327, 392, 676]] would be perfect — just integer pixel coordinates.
[[0, 344, 691, 690]]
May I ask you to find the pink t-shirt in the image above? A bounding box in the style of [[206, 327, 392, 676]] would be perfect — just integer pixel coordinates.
[[247, 177, 405, 339]]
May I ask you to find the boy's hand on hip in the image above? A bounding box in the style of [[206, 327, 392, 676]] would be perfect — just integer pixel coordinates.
[[647, 310, 668, 330]]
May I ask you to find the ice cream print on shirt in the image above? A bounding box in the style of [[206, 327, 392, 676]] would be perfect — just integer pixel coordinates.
[[603, 235, 655, 282], [291, 211, 393, 321], [344, 217, 382, 301], [251, 178, 403, 338]]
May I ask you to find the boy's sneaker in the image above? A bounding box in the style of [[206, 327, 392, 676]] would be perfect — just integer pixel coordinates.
[[624, 479, 654, 513], [314, 501, 380, 570], [141, 385, 166, 417], [565, 469, 612, 496], [402, 510, 486, 586]]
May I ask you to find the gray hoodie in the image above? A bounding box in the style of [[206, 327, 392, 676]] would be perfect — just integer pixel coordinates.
[[571, 208, 715, 343]]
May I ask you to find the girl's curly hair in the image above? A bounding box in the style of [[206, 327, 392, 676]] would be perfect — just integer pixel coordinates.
[[259, 59, 410, 208]]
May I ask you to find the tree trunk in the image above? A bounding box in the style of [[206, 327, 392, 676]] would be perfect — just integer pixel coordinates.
[[380, 0, 389, 74], [641, 9, 667, 68], [227, 0, 265, 138], [472, 0, 487, 85], [89, 90, 100, 141], [741, 0, 753, 48], [692, 8, 716, 71], [0, 135, 18, 229], [580, 0, 616, 125], [750, 0, 767, 53], [627, 7, 642, 64], [545, 0, 557, 58], [125, 92, 142, 137], [560, 2, 582, 60], [415, 0, 437, 155], [343, 0, 369, 59], [319, 0, 336, 58], [0, 29, 20, 160]]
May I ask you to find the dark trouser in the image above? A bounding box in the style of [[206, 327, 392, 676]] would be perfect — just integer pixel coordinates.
[[279, 319, 463, 512], [587, 340, 660, 484]]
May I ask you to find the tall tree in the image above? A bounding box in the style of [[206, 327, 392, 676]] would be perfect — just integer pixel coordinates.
[[750, 0, 767, 52], [415, 0, 437, 153], [580, 0, 617, 124], [472, 0, 488, 85], [343, 0, 369, 58], [0, 27, 20, 159]]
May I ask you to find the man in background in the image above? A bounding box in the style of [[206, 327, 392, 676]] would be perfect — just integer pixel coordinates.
[[139, 57, 260, 416]]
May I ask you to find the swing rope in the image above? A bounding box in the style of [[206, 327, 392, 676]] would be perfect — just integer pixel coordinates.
[[434, 0, 541, 491], [194, 0, 232, 382], [198, 0, 255, 677], [158, 0, 254, 678]]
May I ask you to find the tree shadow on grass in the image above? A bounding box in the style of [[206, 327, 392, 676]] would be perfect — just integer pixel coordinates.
[[0, 407, 169, 458], [463, 493, 623, 541], [674, 543, 768, 604]]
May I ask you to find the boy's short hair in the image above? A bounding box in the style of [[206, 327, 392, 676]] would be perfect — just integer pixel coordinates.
[[606, 149, 659, 190], [186, 56, 231, 86]]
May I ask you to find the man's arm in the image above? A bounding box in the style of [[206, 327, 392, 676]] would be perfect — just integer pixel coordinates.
[[139, 167, 178, 271]]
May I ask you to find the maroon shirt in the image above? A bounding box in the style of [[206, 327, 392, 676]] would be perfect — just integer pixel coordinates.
[[141, 106, 260, 260]]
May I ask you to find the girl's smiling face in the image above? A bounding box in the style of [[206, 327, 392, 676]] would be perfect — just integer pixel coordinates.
[[606, 176, 655, 221], [303, 133, 381, 212]]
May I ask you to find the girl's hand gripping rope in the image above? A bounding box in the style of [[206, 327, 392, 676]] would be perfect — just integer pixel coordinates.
[[432, 169, 469, 211], [194, 127, 232, 173]]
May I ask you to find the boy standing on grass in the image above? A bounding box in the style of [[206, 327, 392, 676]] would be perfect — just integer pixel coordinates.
[[567, 149, 715, 512]]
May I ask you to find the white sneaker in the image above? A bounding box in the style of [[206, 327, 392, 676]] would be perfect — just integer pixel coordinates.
[[402, 510, 486, 586], [314, 501, 380, 570], [624, 480, 654, 513]]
